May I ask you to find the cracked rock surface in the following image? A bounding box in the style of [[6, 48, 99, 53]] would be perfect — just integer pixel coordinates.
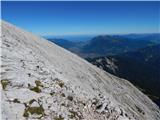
[[1, 21, 160, 120]]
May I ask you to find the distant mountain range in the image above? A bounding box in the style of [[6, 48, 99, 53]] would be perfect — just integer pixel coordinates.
[[87, 44, 160, 107], [112, 33, 160, 43], [47, 33, 160, 58], [81, 35, 156, 58]]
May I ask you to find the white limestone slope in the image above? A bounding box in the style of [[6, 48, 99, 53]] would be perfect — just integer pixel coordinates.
[[0, 20, 160, 120]]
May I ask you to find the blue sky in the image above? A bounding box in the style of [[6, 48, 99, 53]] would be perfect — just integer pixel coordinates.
[[2, 1, 160, 36]]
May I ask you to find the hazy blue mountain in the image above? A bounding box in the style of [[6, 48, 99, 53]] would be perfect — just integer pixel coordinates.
[[87, 44, 160, 107], [81, 35, 155, 58], [113, 33, 160, 43], [47, 34, 158, 58]]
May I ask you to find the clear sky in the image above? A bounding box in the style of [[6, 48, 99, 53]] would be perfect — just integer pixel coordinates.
[[2, 1, 160, 36]]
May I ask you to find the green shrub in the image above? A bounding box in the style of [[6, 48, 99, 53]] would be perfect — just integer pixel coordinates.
[[29, 80, 43, 93], [23, 110, 29, 117], [30, 86, 41, 93], [28, 106, 44, 115], [1, 79, 10, 90], [58, 81, 64, 88], [35, 80, 43, 87], [61, 93, 65, 97], [29, 99, 36, 105], [54, 115, 64, 120], [23, 106, 44, 117]]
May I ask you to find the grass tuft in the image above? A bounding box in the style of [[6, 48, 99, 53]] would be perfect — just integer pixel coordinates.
[[30, 86, 41, 93], [23, 106, 44, 117], [54, 115, 64, 120], [1, 79, 10, 90]]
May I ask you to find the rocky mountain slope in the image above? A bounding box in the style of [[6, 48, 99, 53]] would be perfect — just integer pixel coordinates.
[[1, 21, 160, 120]]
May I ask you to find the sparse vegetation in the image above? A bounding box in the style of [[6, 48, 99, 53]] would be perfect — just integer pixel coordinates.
[[30, 86, 41, 93], [29, 99, 36, 105], [61, 93, 65, 97], [1, 79, 10, 90], [58, 81, 64, 88], [69, 110, 77, 119], [23, 99, 45, 118], [23, 110, 29, 117], [35, 80, 43, 87], [23, 106, 44, 118], [29, 80, 43, 93], [54, 115, 64, 120]]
